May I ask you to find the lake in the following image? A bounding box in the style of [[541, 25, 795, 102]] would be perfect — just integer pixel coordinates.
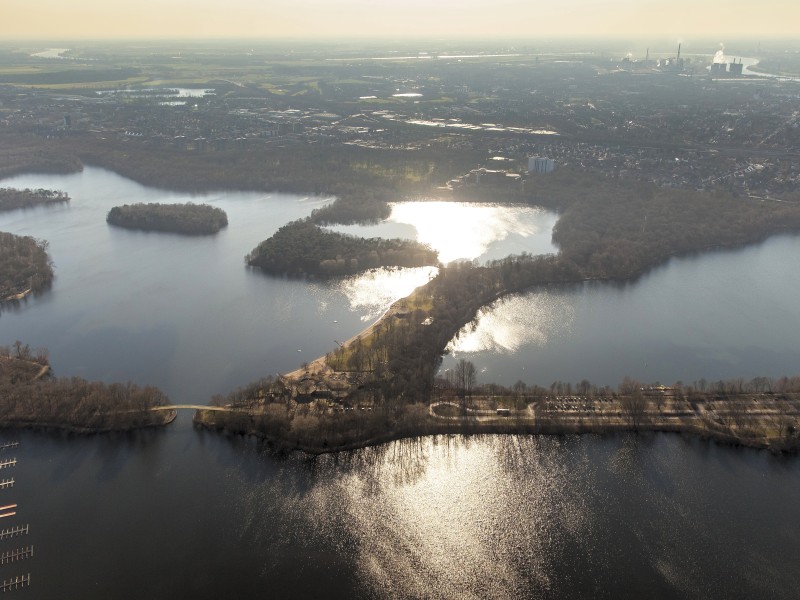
[[8, 427, 800, 599], [2, 167, 800, 598], [0, 167, 555, 402]]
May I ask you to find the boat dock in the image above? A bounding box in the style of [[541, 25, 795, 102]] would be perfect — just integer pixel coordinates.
[[0, 526, 27, 542], [0, 547, 32, 567], [0, 574, 29, 592]]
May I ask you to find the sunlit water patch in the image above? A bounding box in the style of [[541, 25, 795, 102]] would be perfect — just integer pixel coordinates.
[[331, 201, 559, 264], [448, 290, 576, 354], [319, 266, 438, 322]]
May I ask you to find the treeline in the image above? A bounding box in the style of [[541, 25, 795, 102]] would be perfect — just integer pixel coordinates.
[[246, 219, 438, 277], [0, 232, 53, 301], [471, 373, 800, 401], [202, 376, 443, 451], [0, 188, 70, 212], [106, 202, 228, 235], [196, 400, 445, 452], [69, 135, 473, 196], [0, 134, 83, 180], [552, 183, 800, 279], [197, 364, 800, 453], [309, 187, 392, 225], [0, 344, 171, 432]]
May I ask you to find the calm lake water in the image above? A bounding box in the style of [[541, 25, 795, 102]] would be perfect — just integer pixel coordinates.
[[444, 234, 800, 388], [2, 167, 800, 598], [8, 427, 800, 599]]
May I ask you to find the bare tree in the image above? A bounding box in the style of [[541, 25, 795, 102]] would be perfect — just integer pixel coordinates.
[[619, 388, 648, 429], [454, 359, 477, 412]]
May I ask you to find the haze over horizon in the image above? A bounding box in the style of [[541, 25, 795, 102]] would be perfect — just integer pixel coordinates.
[[2, 0, 797, 41]]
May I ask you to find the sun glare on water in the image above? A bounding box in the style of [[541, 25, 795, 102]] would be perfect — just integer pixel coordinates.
[[389, 201, 545, 263]]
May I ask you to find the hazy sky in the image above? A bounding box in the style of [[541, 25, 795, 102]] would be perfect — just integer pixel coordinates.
[[2, 0, 797, 39]]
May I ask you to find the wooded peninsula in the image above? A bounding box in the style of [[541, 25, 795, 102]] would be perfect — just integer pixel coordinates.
[[0, 187, 70, 212], [0, 342, 174, 432], [0, 231, 54, 303], [106, 202, 228, 235], [246, 219, 438, 277]]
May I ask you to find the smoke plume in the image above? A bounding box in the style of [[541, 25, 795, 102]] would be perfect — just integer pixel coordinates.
[[713, 43, 726, 64]]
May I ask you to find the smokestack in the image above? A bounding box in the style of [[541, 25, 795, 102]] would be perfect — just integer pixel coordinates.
[[646, 48, 649, 61], [677, 43, 681, 60]]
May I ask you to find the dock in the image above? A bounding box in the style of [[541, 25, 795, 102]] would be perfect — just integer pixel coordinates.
[[0, 461, 15, 471], [0, 481, 13, 491], [0, 547, 32, 566], [0, 574, 29, 592], [0, 444, 18, 452], [0, 526, 27, 541]]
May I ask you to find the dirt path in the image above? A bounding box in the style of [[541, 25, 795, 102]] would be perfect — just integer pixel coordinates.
[[283, 301, 404, 380]]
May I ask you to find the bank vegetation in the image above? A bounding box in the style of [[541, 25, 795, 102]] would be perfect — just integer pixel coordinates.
[[0, 342, 173, 432], [195, 369, 800, 454], [0, 188, 70, 212], [0, 232, 54, 303], [246, 219, 438, 277]]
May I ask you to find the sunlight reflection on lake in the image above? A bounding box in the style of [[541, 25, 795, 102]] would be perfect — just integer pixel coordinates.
[[448, 290, 576, 354], [322, 266, 438, 322], [333, 201, 559, 264]]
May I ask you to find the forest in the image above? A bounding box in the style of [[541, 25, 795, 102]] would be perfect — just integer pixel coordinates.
[[246, 219, 438, 277], [106, 202, 228, 235], [0, 342, 172, 432], [0, 231, 54, 302], [0, 187, 70, 212]]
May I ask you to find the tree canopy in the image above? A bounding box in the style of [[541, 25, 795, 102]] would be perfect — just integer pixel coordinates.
[[107, 202, 228, 235]]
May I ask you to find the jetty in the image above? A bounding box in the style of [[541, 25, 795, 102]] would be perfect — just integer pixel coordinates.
[[0, 526, 28, 541], [0, 573, 29, 592], [0, 547, 32, 566]]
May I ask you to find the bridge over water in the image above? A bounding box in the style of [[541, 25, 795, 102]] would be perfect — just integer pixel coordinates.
[[150, 405, 233, 412]]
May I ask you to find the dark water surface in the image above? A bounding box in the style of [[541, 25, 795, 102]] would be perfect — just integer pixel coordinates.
[[9, 424, 800, 599]]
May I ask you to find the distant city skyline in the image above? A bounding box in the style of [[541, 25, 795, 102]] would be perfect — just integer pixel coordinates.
[[2, 0, 797, 40]]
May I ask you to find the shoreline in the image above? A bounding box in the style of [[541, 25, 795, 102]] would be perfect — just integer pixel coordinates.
[[193, 414, 797, 456], [0, 408, 177, 435], [193, 394, 800, 456]]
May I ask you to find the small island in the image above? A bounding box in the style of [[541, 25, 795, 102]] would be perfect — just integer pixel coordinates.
[[0, 342, 175, 432], [246, 219, 438, 277], [0, 231, 54, 302], [0, 188, 70, 212], [106, 202, 228, 235]]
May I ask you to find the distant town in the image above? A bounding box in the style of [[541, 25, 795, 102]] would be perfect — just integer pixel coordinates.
[[2, 41, 798, 201]]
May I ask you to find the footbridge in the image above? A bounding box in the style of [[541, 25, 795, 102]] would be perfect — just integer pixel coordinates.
[[150, 405, 233, 412]]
